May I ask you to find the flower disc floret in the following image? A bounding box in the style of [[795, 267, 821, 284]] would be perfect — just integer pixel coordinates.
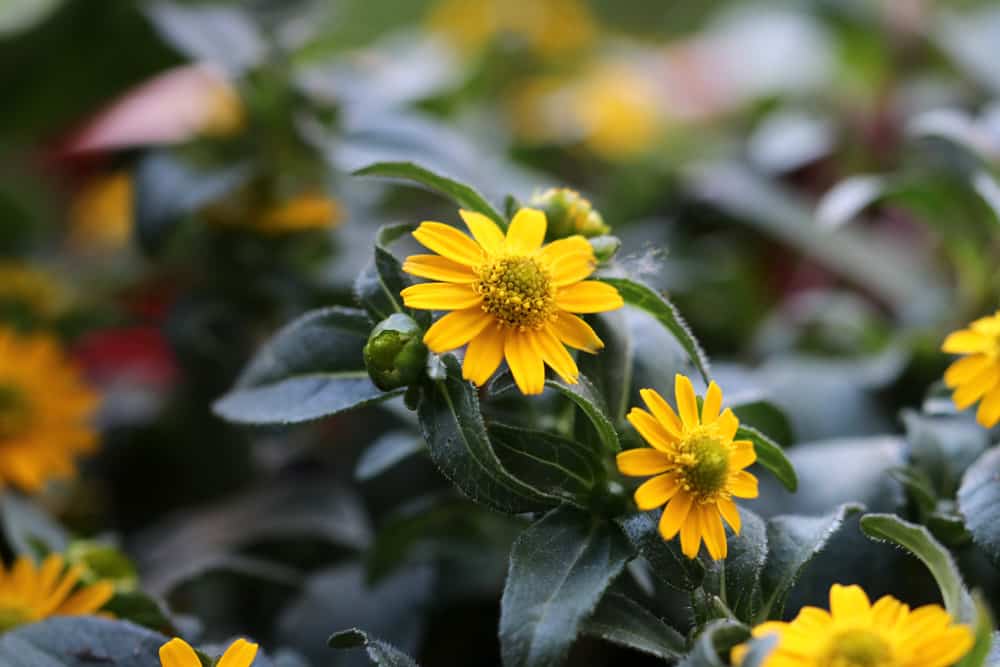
[[475, 255, 555, 330], [675, 426, 731, 502], [819, 629, 891, 667]]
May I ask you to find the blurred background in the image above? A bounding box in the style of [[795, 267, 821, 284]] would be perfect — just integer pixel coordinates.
[[4, 0, 1000, 664]]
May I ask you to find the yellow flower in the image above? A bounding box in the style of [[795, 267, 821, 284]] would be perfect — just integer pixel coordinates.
[[253, 192, 343, 234], [0, 263, 65, 320], [69, 171, 133, 251], [616, 376, 758, 559], [400, 208, 623, 394], [0, 328, 99, 493], [732, 584, 974, 667], [942, 311, 1000, 428], [159, 638, 259, 667], [0, 554, 114, 632], [574, 64, 663, 160]]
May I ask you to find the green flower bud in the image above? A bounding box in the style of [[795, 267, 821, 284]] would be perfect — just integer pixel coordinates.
[[364, 314, 428, 391], [588, 235, 621, 263], [530, 188, 610, 240], [66, 540, 138, 591]]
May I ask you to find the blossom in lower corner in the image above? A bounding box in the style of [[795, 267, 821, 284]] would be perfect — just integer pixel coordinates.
[[731, 584, 973, 667], [160, 638, 259, 667], [942, 311, 1000, 428], [0, 554, 114, 632], [616, 375, 757, 559], [400, 208, 623, 394]]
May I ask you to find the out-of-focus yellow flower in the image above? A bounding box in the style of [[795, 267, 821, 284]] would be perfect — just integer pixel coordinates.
[[204, 190, 343, 235], [0, 263, 66, 320], [574, 64, 663, 160], [159, 637, 259, 667], [428, 0, 595, 58], [0, 553, 114, 632], [68, 172, 133, 251], [731, 584, 973, 667], [942, 311, 1000, 428], [0, 328, 100, 493]]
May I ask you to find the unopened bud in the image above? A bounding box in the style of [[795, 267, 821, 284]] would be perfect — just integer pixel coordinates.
[[531, 188, 610, 240], [364, 314, 428, 391]]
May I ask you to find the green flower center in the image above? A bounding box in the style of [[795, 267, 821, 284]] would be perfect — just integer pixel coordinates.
[[0, 384, 30, 440], [819, 629, 893, 667], [676, 426, 731, 500], [475, 256, 554, 330]]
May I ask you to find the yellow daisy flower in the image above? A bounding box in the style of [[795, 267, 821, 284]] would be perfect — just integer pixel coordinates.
[[0, 554, 114, 632], [731, 583, 974, 667], [400, 208, 623, 394], [159, 638, 259, 667], [616, 375, 758, 559], [0, 328, 100, 493], [942, 311, 1000, 428]]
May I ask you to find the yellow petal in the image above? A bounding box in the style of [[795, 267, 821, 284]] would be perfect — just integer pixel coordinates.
[[56, 581, 114, 615], [829, 584, 871, 620], [626, 407, 676, 453], [402, 254, 477, 283], [549, 312, 603, 353], [942, 329, 993, 354], [730, 440, 756, 469], [401, 282, 481, 310], [217, 638, 260, 667], [916, 626, 974, 667], [505, 208, 546, 254], [977, 386, 1000, 428], [702, 508, 728, 560], [658, 491, 693, 540], [38, 564, 83, 616], [952, 365, 1000, 409], [634, 474, 680, 510], [36, 555, 65, 602], [701, 381, 723, 424], [639, 388, 684, 440], [505, 331, 545, 395], [462, 321, 506, 386], [459, 209, 505, 254], [539, 237, 596, 287], [674, 374, 700, 430], [729, 470, 758, 498], [412, 221, 485, 266], [423, 307, 492, 352], [616, 448, 671, 477], [535, 327, 579, 384], [10, 557, 36, 603], [159, 638, 203, 667], [679, 504, 703, 558], [944, 354, 991, 388], [554, 281, 624, 313], [718, 498, 741, 533], [871, 595, 906, 629], [717, 408, 739, 441]]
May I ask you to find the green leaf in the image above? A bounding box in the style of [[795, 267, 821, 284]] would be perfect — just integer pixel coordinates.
[[759, 504, 863, 621], [735, 425, 797, 492], [0, 616, 169, 666], [678, 619, 750, 667], [418, 355, 554, 514], [577, 311, 633, 426], [580, 592, 685, 660], [1, 492, 69, 556], [904, 410, 989, 498], [354, 223, 430, 327], [859, 513, 974, 621], [213, 307, 402, 424], [499, 507, 632, 667], [489, 423, 601, 508], [731, 399, 793, 448], [708, 508, 767, 623], [615, 512, 705, 592], [958, 446, 1000, 568], [355, 432, 425, 482], [103, 591, 177, 635], [329, 628, 420, 667], [598, 277, 711, 385], [354, 161, 506, 228], [958, 593, 994, 667]]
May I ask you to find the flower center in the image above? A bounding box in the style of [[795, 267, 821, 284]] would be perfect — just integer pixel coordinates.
[[475, 255, 555, 330], [674, 426, 731, 501], [819, 629, 893, 667], [0, 384, 30, 440]]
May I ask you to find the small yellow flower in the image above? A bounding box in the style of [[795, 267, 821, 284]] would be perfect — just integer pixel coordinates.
[[0, 263, 66, 320], [159, 638, 259, 667], [253, 192, 343, 234], [942, 311, 1000, 428], [0, 554, 114, 632], [616, 375, 758, 559], [69, 172, 133, 252], [574, 64, 663, 160], [731, 584, 974, 667], [0, 328, 100, 493], [400, 208, 623, 394]]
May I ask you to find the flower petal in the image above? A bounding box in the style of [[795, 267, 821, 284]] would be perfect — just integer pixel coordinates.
[[56, 581, 114, 615], [401, 282, 481, 310], [412, 221, 485, 266], [701, 381, 723, 424], [718, 498, 741, 533], [462, 321, 506, 386], [702, 508, 728, 560], [679, 504, 703, 558], [616, 447, 671, 476], [423, 307, 492, 352], [829, 584, 871, 619], [626, 407, 676, 453], [717, 409, 739, 442], [634, 474, 679, 510], [639, 388, 684, 440], [730, 440, 756, 469], [555, 281, 624, 313], [953, 365, 1000, 409], [549, 312, 603, 353], [505, 330, 545, 395], [674, 374, 700, 430], [944, 354, 991, 388], [505, 208, 546, 254], [540, 236, 596, 287], [159, 638, 203, 667], [658, 490, 693, 540], [729, 470, 758, 498], [402, 254, 477, 283], [217, 639, 260, 667], [535, 327, 579, 384], [977, 386, 1000, 428], [942, 329, 993, 354], [460, 209, 505, 254]]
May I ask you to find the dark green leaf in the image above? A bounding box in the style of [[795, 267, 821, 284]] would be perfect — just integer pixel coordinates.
[[354, 223, 430, 327], [615, 512, 705, 592], [959, 447, 1000, 568], [1, 492, 69, 556], [355, 432, 425, 482], [678, 619, 749, 667], [958, 592, 994, 667], [500, 507, 632, 667], [760, 504, 863, 620], [890, 467, 937, 515], [736, 425, 797, 492], [731, 400, 793, 448], [0, 616, 168, 666], [577, 311, 632, 426], [213, 307, 402, 424], [418, 356, 554, 514], [329, 628, 420, 667], [904, 410, 989, 498], [598, 277, 711, 384], [709, 508, 767, 623], [860, 513, 974, 621], [354, 161, 506, 228], [103, 591, 177, 635], [580, 592, 685, 660]]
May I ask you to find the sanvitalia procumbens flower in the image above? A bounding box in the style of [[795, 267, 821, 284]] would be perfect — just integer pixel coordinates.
[[941, 310, 1000, 428], [401, 208, 623, 394], [0, 554, 114, 632], [731, 584, 973, 667], [616, 375, 758, 559], [159, 638, 259, 667]]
